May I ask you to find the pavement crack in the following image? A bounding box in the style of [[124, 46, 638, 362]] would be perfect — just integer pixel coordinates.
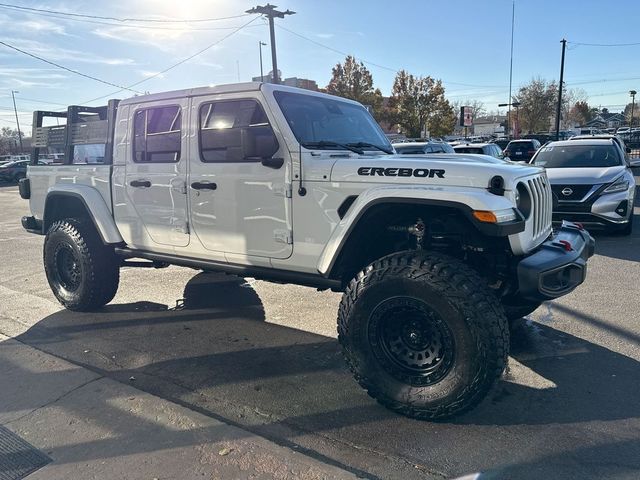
[[4, 376, 104, 426]]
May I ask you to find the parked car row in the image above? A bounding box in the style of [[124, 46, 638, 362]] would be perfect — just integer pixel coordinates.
[[392, 134, 635, 236]]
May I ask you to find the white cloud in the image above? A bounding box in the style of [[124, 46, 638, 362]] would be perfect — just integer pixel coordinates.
[[0, 37, 135, 66], [20, 19, 68, 36], [138, 70, 165, 79], [92, 25, 196, 53]]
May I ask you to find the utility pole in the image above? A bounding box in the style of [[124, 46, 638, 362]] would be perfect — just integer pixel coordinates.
[[555, 39, 566, 141], [630, 90, 637, 128], [259, 41, 267, 82], [11, 90, 23, 152], [246, 4, 295, 84], [507, 0, 515, 139]]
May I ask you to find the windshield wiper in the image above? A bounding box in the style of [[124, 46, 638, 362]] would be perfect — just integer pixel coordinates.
[[301, 141, 364, 155], [346, 142, 394, 154]]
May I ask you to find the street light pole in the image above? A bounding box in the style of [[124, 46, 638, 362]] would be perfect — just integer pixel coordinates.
[[246, 4, 296, 84], [11, 90, 23, 152], [555, 39, 567, 141], [630, 90, 637, 128], [259, 41, 267, 82]]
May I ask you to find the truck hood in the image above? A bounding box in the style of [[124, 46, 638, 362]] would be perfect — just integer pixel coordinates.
[[545, 166, 625, 185], [330, 153, 543, 189]]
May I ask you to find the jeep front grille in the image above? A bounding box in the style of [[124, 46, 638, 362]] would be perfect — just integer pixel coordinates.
[[527, 175, 553, 242]]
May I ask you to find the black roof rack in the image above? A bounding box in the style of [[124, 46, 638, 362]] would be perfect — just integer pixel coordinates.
[[31, 99, 120, 165]]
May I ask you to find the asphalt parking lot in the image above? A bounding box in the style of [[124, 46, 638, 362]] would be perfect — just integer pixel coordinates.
[[0, 179, 639, 480]]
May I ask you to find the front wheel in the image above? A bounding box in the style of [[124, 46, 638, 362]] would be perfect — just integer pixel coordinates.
[[338, 251, 509, 420], [44, 218, 120, 311]]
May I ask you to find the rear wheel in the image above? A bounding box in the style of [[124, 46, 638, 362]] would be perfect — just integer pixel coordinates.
[[44, 218, 120, 311], [338, 251, 509, 420]]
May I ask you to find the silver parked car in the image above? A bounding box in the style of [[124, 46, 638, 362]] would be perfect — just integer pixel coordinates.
[[530, 139, 635, 235]]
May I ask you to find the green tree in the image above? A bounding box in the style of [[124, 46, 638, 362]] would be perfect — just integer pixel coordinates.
[[513, 78, 558, 133], [326, 55, 384, 118], [387, 70, 455, 138]]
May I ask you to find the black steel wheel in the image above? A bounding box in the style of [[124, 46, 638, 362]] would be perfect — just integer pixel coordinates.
[[53, 243, 82, 293], [338, 251, 509, 420], [371, 297, 455, 387]]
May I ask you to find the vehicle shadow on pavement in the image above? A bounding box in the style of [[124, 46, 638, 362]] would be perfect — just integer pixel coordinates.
[[10, 271, 640, 478]]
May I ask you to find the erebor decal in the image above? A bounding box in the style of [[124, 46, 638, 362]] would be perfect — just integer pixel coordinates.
[[357, 167, 445, 178]]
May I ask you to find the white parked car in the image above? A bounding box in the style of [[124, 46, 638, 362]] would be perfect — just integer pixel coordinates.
[[531, 139, 635, 235]]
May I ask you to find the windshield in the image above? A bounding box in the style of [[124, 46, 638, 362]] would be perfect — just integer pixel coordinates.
[[273, 90, 392, 152], [532, 144, 623, 168]]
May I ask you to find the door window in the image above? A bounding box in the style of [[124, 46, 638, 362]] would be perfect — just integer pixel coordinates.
[[133, 106, 181, 163], [199, 99, 277, 163]]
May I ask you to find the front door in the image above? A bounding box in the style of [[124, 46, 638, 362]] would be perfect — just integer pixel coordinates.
[[124, 99, 189, 247], [188, 95, 292, 259]]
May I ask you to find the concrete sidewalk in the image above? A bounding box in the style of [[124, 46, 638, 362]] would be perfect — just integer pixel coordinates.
[[0, 334, 357, 480]]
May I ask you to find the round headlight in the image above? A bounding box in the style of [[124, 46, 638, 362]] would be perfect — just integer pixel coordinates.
[[516, 182, 532, 219]]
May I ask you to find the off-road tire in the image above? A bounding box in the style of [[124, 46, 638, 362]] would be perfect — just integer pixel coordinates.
[[44, 218, 119, 311], [338, 251, 509, 420]]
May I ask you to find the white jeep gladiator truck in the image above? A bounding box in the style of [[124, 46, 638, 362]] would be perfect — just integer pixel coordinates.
[[20, 83, 594, 419]]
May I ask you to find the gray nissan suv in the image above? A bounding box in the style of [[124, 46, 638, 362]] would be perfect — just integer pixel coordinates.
[[530, 138, 636, 235]]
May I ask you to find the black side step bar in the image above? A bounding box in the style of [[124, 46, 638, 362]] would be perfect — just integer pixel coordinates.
[[114, 247, 342, 291]]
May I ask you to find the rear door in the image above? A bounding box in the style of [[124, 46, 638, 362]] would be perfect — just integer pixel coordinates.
[[124, 100, 189, 247]]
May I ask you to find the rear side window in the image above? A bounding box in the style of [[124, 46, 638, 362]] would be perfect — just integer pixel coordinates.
[[199, 99, 276, 163], [133, 106, 181, 163]]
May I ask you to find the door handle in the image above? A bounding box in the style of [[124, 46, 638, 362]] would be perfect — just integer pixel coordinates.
[[130, 179, 151, 188], [191, 181, 217, 190], [261, 157, 284, 169]]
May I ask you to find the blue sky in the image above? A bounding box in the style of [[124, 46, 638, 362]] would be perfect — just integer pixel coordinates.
[[1, 0, 639, 135]]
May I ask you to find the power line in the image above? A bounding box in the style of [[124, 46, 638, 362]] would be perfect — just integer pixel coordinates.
[[122, 15, 261, 90], [0, 5, 262, 32], [1, 96, 68, 106], [568, 40, 640, 47], [70, 15, 262, 106], [0, 117, 31, 127], [0, 3, 252, 23], [0, 40, 143, 94], [276, 24, 506, 89]]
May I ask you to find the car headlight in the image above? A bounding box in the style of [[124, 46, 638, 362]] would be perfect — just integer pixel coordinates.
[[515, 182, 532, 219], [473, 208, 518, 224], [603, 177, 629, 194]]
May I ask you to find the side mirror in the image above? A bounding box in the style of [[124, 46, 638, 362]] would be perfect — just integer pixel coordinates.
[[242, 126, 279, 161]]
